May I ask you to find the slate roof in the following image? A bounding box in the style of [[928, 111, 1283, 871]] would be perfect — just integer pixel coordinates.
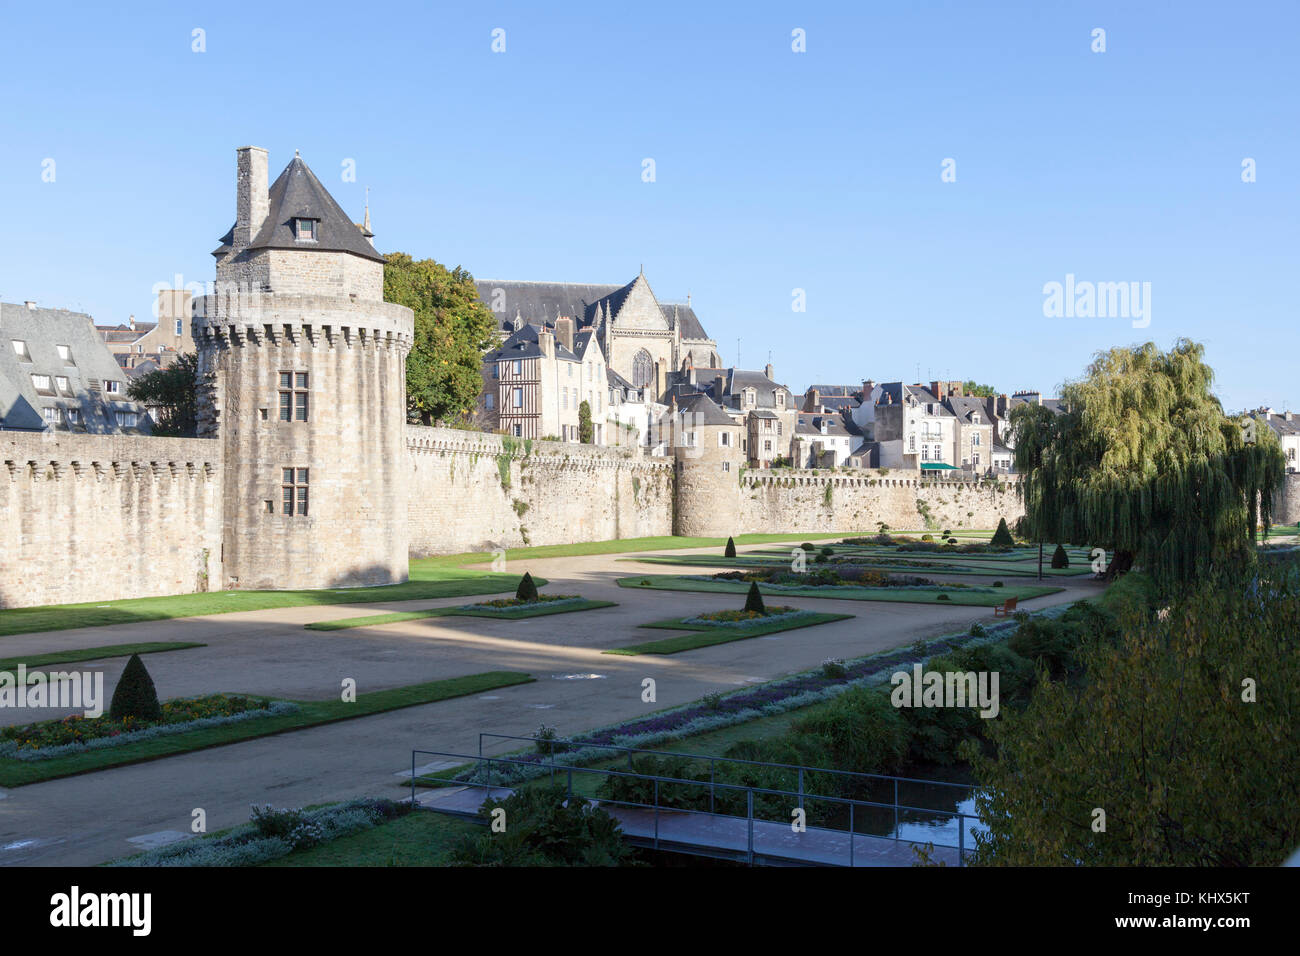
[[722, 368, 791, 411], [796, 414, 851, 437], [1264, 414, 1300, 437], [876, 382, 952, 414], [1, 302, 146, 433], [675, 391, 734, 426], [944, 395, 991, 423], [474, 278, 713, 342], [218, 155, 383, 263], [484, 323, 579, 363]]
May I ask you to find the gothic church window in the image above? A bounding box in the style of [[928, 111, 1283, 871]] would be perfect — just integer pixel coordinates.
[[632, 349, 654, 388]]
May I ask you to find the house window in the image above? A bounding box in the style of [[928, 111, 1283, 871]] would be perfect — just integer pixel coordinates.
[[512, 424, 522, 437], [719, 432, 731, 447], [282, 468, 309, 516], [279, 371, 309, 421], [105, 380, 121, 395], [11, 340, 29, 360], [55, 376, 72, 395], [777, 422, 782, 435], [32, 374, 54, 395], [485, 394, 495, 410], [722, 461, 731, 472], [561, 389, 567, 410], [116, 411, 139, 428], [43, 407, 60, 424], [972, 433, 981, 447], [65, 408, 81, 426], [512, 387, 523, 408], [56, 344, 74, 365], [512, 360, 522, 376], [686, 432, 697, 447], [294, 218, 317, 241], [175, 319, 183, 337], [776, 392, 785, 407], [764, 440, 772, 452]]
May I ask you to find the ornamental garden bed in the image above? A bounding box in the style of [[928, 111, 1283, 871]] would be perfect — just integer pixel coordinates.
[[305, 596, 616, 631], [603, 609, 853, 656], [615, 573, 1063, 607]]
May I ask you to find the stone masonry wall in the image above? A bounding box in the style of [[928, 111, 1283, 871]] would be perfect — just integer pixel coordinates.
[[406, 425, 674, 554], [0, 432, 223, 608], [1274, 473, 1300, 526], [727, 469, 1026, 536]]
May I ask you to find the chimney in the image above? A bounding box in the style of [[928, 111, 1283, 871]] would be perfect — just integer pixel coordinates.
[[554, 316, 574, 352], [1287, 411, 1294, 422], [930, 380, 946, 402], [764, 363, 774, 380], [23, 300, 35, 310], [713, 375, 724, 402], [862, 379, 875, 399], [128, 314, 136, 330], [807, 388, 820, 412], [538, 327, 555, 359], [234, 146, 270, 250]]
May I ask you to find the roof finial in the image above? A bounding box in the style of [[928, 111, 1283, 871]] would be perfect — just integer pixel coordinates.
[[295, 148, 300, 157], [363, 186, 371, 232]]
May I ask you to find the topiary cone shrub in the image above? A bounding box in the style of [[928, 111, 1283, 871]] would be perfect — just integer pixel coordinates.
[[724, 536, 737, 558], [110, 653, 162, 723], [1051, 544, 1070, 569], [991, 518, 1015, 547], [516, 571, 539, 603], [743, 580, 767, 615]]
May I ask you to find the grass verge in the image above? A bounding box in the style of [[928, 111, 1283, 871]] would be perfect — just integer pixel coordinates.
[[306, 599, 616, 632], [604, 612, 854, 655], [0, 671, 533, 788], [0, 641, 205, 671], [0, 568, 544, 640], [615, 575, 1064, 606]]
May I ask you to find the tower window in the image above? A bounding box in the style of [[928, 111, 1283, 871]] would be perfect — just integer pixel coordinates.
[[282, 467, 309, 516], [279, 371, 309, 421]]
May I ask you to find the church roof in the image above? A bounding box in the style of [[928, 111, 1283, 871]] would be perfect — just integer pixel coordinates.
[[218, 156, 383, 263]]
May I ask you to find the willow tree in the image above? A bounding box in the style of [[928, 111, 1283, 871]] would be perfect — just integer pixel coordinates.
[[1008, 339, 1284, 591]]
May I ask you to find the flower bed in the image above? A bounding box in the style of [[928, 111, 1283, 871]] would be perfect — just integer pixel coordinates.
[[461, 594, 582, 611], [0, 695, 296, 761], [680, 606, 807, 628], [111, 798, 407, 867], [455, 604, 1077, 786]]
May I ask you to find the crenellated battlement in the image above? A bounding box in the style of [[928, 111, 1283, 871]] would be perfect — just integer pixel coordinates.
[[194, 292, 413, 353]]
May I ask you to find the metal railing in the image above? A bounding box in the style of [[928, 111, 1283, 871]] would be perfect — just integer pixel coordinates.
[[410, 742, 979, 867]]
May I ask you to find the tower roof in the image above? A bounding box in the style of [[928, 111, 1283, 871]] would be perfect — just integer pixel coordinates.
[[219, 155, 384, 263]]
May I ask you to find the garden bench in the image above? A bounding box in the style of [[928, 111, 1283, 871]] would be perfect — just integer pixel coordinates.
[[993, 596, 1018, 617]]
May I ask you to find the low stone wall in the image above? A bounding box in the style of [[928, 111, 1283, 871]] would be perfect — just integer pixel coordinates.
[[730, 469, 1026, 536], [0, 432, 223, 609], [406, 426, 674, 555]]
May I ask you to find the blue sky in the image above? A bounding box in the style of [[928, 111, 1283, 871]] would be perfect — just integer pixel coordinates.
[[2, 0, 1296, 412]]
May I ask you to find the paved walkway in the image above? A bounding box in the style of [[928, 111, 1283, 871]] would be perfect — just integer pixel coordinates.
[[0, 544, 1101, 866]]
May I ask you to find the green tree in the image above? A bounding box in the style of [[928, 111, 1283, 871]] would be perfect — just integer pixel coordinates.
[[1050, 543, 1069, 569], [991, 518, 1015, 547], [578, 400, 593, 444], [126, 353, 206, 437], [724, 536, 737, 558], [743, 580, 766, 614], [971, 568, 1300, 866], [109, 653, 162, 722], [961, 381, 998, 398], [1008, 340, 1284, 590], [515, 572, 539, 603], [383, 252, 497, 426]]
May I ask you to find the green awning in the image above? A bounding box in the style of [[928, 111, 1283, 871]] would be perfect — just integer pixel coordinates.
[[920, 463, 959, 470]]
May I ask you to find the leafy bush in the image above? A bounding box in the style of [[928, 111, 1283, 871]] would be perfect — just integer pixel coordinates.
[[109, 654, 162, 723], [724, 536, 737, 558], [451, 785, 632, 867], [936, 593, 950, 601], [533, 724, 562, 755], [515, 572, 539, 603], [820, 547, 833, 557], [993, 581, 1004, 587], [800, 542, 816, 551], [1051, 544, 1070, 569], [820, 658, 848, 678], [921, 534, 934, 542], [792, 687, 910, 775], [743, 581, 766, 614], [991, 518, 1015, 547]]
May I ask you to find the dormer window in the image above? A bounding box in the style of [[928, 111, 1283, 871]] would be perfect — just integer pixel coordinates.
[[293, 218, 318, 241], [57, 344, 74, 365]]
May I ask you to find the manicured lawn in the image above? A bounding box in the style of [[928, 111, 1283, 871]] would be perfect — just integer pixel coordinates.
[[0, 568, 543, 640], [261, 810, 478, 866], [0, 671, 534, 787], [604, 611, 854, 655], [306, 598, 617, 632], [623, 551, 1091, 577], [615, 575, 1064, 606], [0, 641, 205, 671]]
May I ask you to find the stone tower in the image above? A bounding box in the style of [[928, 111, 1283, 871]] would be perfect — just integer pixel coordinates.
[[670, 393, 743, 536], [195, 147, 414, 589]]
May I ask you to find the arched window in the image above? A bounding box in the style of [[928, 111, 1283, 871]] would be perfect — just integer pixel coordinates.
[[632, 349, 654, 387]]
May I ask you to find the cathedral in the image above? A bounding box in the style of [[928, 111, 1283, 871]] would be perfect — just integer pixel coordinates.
[[475, 272, 721, 396]]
